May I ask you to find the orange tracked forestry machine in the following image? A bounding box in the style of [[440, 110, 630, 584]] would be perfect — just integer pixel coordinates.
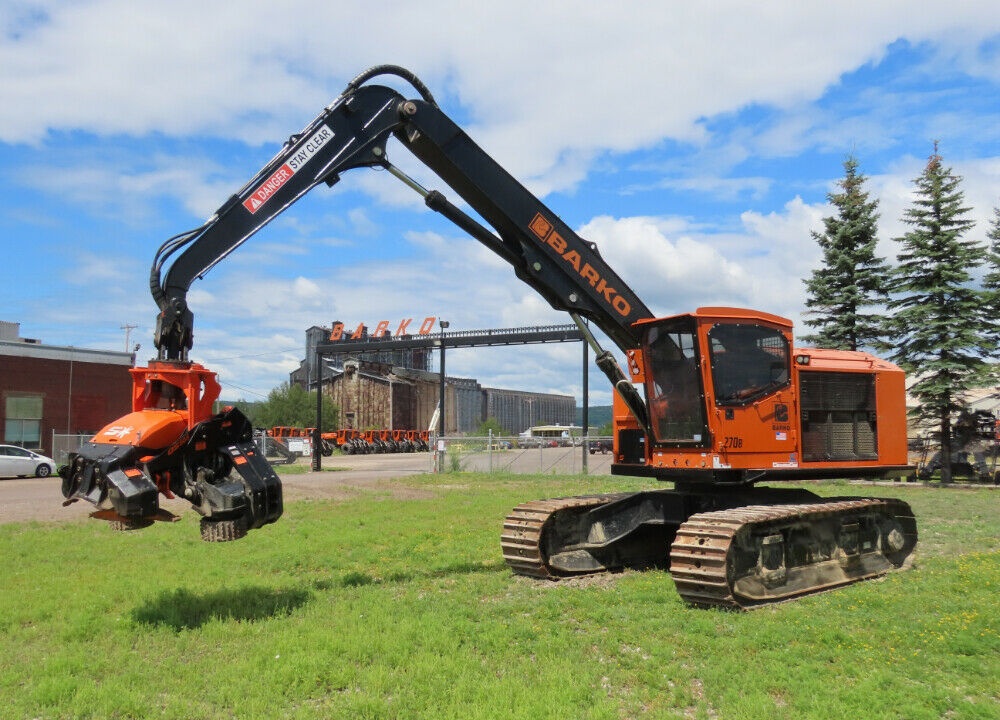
[[60, 66, 916, 608]]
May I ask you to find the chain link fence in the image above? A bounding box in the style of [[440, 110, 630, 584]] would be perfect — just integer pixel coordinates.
[[51, 433, 92, 466], [432, 434, 615, 475], [51, 432, 618, 476]]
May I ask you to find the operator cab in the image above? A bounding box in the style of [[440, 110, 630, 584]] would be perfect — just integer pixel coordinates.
[[637, 307, 792, 451], [616, 306, 909, 484], [609, 308, 799, 483]]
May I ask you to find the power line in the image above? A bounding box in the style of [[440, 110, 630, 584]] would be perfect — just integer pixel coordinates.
[[203, 347, 301, 362], [216, 378, 270, 400]]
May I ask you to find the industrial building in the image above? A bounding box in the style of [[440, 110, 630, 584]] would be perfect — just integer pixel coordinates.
[[0, 321, 134, 454], [290, 323, 576, 434]]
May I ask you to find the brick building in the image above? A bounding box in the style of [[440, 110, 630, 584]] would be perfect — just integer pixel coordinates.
[[0, 322, 134, 454]]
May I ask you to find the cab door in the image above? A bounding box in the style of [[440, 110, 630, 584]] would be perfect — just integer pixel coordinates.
[[704, 322, 798, 467]]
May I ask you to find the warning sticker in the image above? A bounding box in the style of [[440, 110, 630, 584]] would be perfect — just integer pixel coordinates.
[[243, 125, 334, 214]]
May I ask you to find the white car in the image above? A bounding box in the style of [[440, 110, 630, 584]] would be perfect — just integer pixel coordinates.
[[0, 444, 56, 478]]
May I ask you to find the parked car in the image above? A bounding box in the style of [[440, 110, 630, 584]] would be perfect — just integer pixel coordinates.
[[589, 439, 613, 455], [0, 444, 56, 478]]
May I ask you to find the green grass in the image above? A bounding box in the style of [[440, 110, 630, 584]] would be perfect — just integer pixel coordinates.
[[1, 476, 997, 719]]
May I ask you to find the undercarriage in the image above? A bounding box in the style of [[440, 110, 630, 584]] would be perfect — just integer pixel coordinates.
[[501, 487, 917, 609]]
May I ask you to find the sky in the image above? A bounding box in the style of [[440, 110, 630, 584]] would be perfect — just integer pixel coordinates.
[[1, 2, 999, 406]]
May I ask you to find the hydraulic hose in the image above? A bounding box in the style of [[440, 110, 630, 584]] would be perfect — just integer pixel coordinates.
[[344, 64, 437, 106]]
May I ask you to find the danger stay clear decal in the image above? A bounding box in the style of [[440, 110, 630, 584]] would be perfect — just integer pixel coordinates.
[[242, 125, 334, 214]]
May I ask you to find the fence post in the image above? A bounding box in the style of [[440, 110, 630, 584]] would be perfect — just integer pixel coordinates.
[[488, 429, 493, 474], [436, 437, 446, 473]]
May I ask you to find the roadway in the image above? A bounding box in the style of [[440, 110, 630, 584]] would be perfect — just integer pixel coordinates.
[[0, 446, 614, 525]]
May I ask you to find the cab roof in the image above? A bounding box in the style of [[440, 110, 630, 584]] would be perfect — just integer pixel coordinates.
[[633, 306, 793, 329]]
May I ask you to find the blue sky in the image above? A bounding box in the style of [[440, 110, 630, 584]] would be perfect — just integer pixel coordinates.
[[2, 2, 999, 405]]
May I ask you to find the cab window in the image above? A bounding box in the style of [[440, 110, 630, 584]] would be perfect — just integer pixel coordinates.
[[642, 321, 708, 445], [708, 324, 789, 406]]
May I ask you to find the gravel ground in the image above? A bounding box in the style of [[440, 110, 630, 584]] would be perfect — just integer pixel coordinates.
[[0, 447, 612, 525]]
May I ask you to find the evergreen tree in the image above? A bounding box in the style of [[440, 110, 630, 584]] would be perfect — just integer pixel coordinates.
[[802, 155, 891, 351], [981, 206, 1000, 370], [887, 145, 986, 482]]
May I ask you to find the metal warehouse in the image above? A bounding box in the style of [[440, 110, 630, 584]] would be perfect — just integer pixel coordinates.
[[291, 324, 576, 434]]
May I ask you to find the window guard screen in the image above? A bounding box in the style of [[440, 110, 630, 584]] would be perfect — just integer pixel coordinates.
[[643, 321, 707, 445], [708, 324, 790, 406]]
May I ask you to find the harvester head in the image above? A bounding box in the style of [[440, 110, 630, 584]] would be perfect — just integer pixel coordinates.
[[59, 361, 282, 540]]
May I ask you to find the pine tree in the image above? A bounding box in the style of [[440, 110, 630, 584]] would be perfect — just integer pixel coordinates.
[[801, 155, 891, 351], [887, 145, 986, 482], [981, 206, 1000, 369]]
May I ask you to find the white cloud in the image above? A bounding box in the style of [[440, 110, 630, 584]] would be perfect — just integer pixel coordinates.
[[647, 176, 774, 203], [580, 214, 754, 315], [4, 3, 999, 166], [19, 152, 238, 223], [4, 2, 1000, 404]]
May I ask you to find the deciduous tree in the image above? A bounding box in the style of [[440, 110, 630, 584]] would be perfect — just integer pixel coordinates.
[[473, 417, 509, 436], [236, 382, 339, 431]]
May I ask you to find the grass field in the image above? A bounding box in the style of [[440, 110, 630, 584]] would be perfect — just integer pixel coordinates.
[[1, 474, 997, 719]]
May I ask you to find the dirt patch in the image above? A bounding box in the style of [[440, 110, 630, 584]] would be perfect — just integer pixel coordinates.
[[517, 568, 643, 590]]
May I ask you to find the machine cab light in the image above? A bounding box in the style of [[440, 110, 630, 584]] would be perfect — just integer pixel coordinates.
[[795, 354, 811, 365]]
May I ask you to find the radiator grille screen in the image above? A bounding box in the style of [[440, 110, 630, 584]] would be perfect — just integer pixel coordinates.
[[800, 372, 878, 462]]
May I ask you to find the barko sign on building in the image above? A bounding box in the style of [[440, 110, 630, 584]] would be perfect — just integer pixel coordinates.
[[328, 317, 438, 342]]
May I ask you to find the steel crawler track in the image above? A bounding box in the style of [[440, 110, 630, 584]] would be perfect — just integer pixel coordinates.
[[502, 495, 917, 610], [500, 495, 625, 578], [670, 498, 917, 609]]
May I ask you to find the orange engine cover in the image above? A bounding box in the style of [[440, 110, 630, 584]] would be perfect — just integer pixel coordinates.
[[91, 409, 188, 450]]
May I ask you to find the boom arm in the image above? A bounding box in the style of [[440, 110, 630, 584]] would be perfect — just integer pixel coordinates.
[[152, 65, 653, 426]]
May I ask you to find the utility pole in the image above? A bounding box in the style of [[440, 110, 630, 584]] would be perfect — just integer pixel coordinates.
[[436, 319, 449, 472], [121, 323, 138, 353]]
